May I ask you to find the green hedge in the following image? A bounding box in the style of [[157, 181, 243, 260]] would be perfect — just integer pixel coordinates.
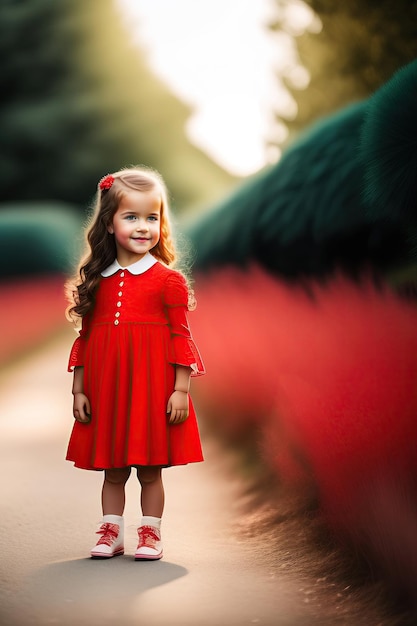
[[0, 202, 82, 278]]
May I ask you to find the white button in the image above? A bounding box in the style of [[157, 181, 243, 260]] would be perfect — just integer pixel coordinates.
[[115, 312, 120, 318], [118, 291, 123, 297], [114, 319, 119, 326], [120, 272, 125, 277], [119, 281, 124, 287], [117, 301, 122, 307]]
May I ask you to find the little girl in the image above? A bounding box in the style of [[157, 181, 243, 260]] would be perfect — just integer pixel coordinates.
[[65, 166, 205, 560]]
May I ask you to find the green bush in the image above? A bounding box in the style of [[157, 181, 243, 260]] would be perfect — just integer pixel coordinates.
[[0, 202, 82, 278]]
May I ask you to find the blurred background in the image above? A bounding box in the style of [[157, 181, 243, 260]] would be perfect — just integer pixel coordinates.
[[1, 0, 416, 363], [1, 0, 417, 620]]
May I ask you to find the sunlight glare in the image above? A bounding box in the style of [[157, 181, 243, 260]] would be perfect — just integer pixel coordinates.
[[116, 0, 315, 176]]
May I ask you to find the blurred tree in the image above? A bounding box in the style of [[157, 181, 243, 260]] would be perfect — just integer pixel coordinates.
[[0, 0, 237, 212], [269, 0, 417, 146]]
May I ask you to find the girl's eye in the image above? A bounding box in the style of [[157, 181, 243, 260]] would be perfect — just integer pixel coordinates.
[[125, 215, 137, 221], [148, 216, 158, 222]]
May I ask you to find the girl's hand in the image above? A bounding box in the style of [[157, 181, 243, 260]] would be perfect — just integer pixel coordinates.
[[167, 391, 189, 424], [73, 392, 91, 423]]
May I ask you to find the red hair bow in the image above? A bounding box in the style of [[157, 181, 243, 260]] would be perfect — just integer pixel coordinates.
[[99, 174, 114, 190]]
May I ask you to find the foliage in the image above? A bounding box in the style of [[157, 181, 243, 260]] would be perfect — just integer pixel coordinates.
[[0, 203, 82, 277], [0, 0, 236, 213], [269, 0, 417, 145], [188, 56, 417, 287], [188, 101, 408, 280]]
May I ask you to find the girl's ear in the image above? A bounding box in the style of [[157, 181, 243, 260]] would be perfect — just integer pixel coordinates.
[[107, 223, 114, 234]]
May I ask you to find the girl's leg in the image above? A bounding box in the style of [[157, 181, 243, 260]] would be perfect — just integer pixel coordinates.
[[136, 466, 164, 517], [102, 467, 131, 515], [91, 467, 131, 559], [135, 466, 164, 560]]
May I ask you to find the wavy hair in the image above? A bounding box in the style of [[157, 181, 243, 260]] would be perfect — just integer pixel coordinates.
[[66, 166, 177, 323]]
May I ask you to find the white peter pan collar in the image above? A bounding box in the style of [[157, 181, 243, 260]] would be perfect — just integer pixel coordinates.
[[101, 252, 158, 277]]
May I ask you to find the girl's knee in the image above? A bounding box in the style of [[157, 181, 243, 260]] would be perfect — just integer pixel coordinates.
[[136, 466, 162, 485], [104, 467, 131, 485]]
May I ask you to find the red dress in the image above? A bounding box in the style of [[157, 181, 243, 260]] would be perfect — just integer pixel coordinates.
[[66, 255, 205, 470]]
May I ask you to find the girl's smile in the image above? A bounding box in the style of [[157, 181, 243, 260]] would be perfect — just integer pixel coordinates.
[[108, 190, 161, 266]]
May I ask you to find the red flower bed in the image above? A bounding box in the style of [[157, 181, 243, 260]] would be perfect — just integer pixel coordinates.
[[190, 266, 417, 592], [0, 274, 67, 366]]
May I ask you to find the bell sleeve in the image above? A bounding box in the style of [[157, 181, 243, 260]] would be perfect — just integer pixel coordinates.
[[67, 312, 91, 372], [164, 273, 205, 377]]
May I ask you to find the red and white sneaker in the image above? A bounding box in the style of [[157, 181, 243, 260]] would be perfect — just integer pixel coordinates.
[[91, 517, 124, 558], [135, 525, 163, 561]]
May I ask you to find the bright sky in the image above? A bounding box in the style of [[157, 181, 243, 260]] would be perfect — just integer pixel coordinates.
[[116, 0, 317, 176]]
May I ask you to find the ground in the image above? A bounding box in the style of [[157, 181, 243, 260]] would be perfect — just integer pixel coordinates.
[[0, 327, 413, 625]]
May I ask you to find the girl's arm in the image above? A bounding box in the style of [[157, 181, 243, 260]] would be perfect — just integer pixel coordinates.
[[166, 365, 192, 424], [72, 366, 91, 423], [164, 274, 205, 377]]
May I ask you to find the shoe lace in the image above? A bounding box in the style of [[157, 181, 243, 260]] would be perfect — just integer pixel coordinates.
[[96, 522, 119, 546], [137, 525, 160, 548]]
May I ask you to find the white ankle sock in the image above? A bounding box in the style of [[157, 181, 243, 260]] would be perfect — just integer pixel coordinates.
[[141, 516, 161, 530], [102, 514, 123, 526]]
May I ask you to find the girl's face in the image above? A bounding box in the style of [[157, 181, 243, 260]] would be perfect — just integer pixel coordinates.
[[108, 189, 161, 266]]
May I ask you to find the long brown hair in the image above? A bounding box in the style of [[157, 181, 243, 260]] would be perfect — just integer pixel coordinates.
[[66, 166, 177, 323]]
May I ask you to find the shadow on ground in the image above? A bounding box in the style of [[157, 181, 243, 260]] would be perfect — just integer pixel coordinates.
[[4, 557, 187, 625]]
